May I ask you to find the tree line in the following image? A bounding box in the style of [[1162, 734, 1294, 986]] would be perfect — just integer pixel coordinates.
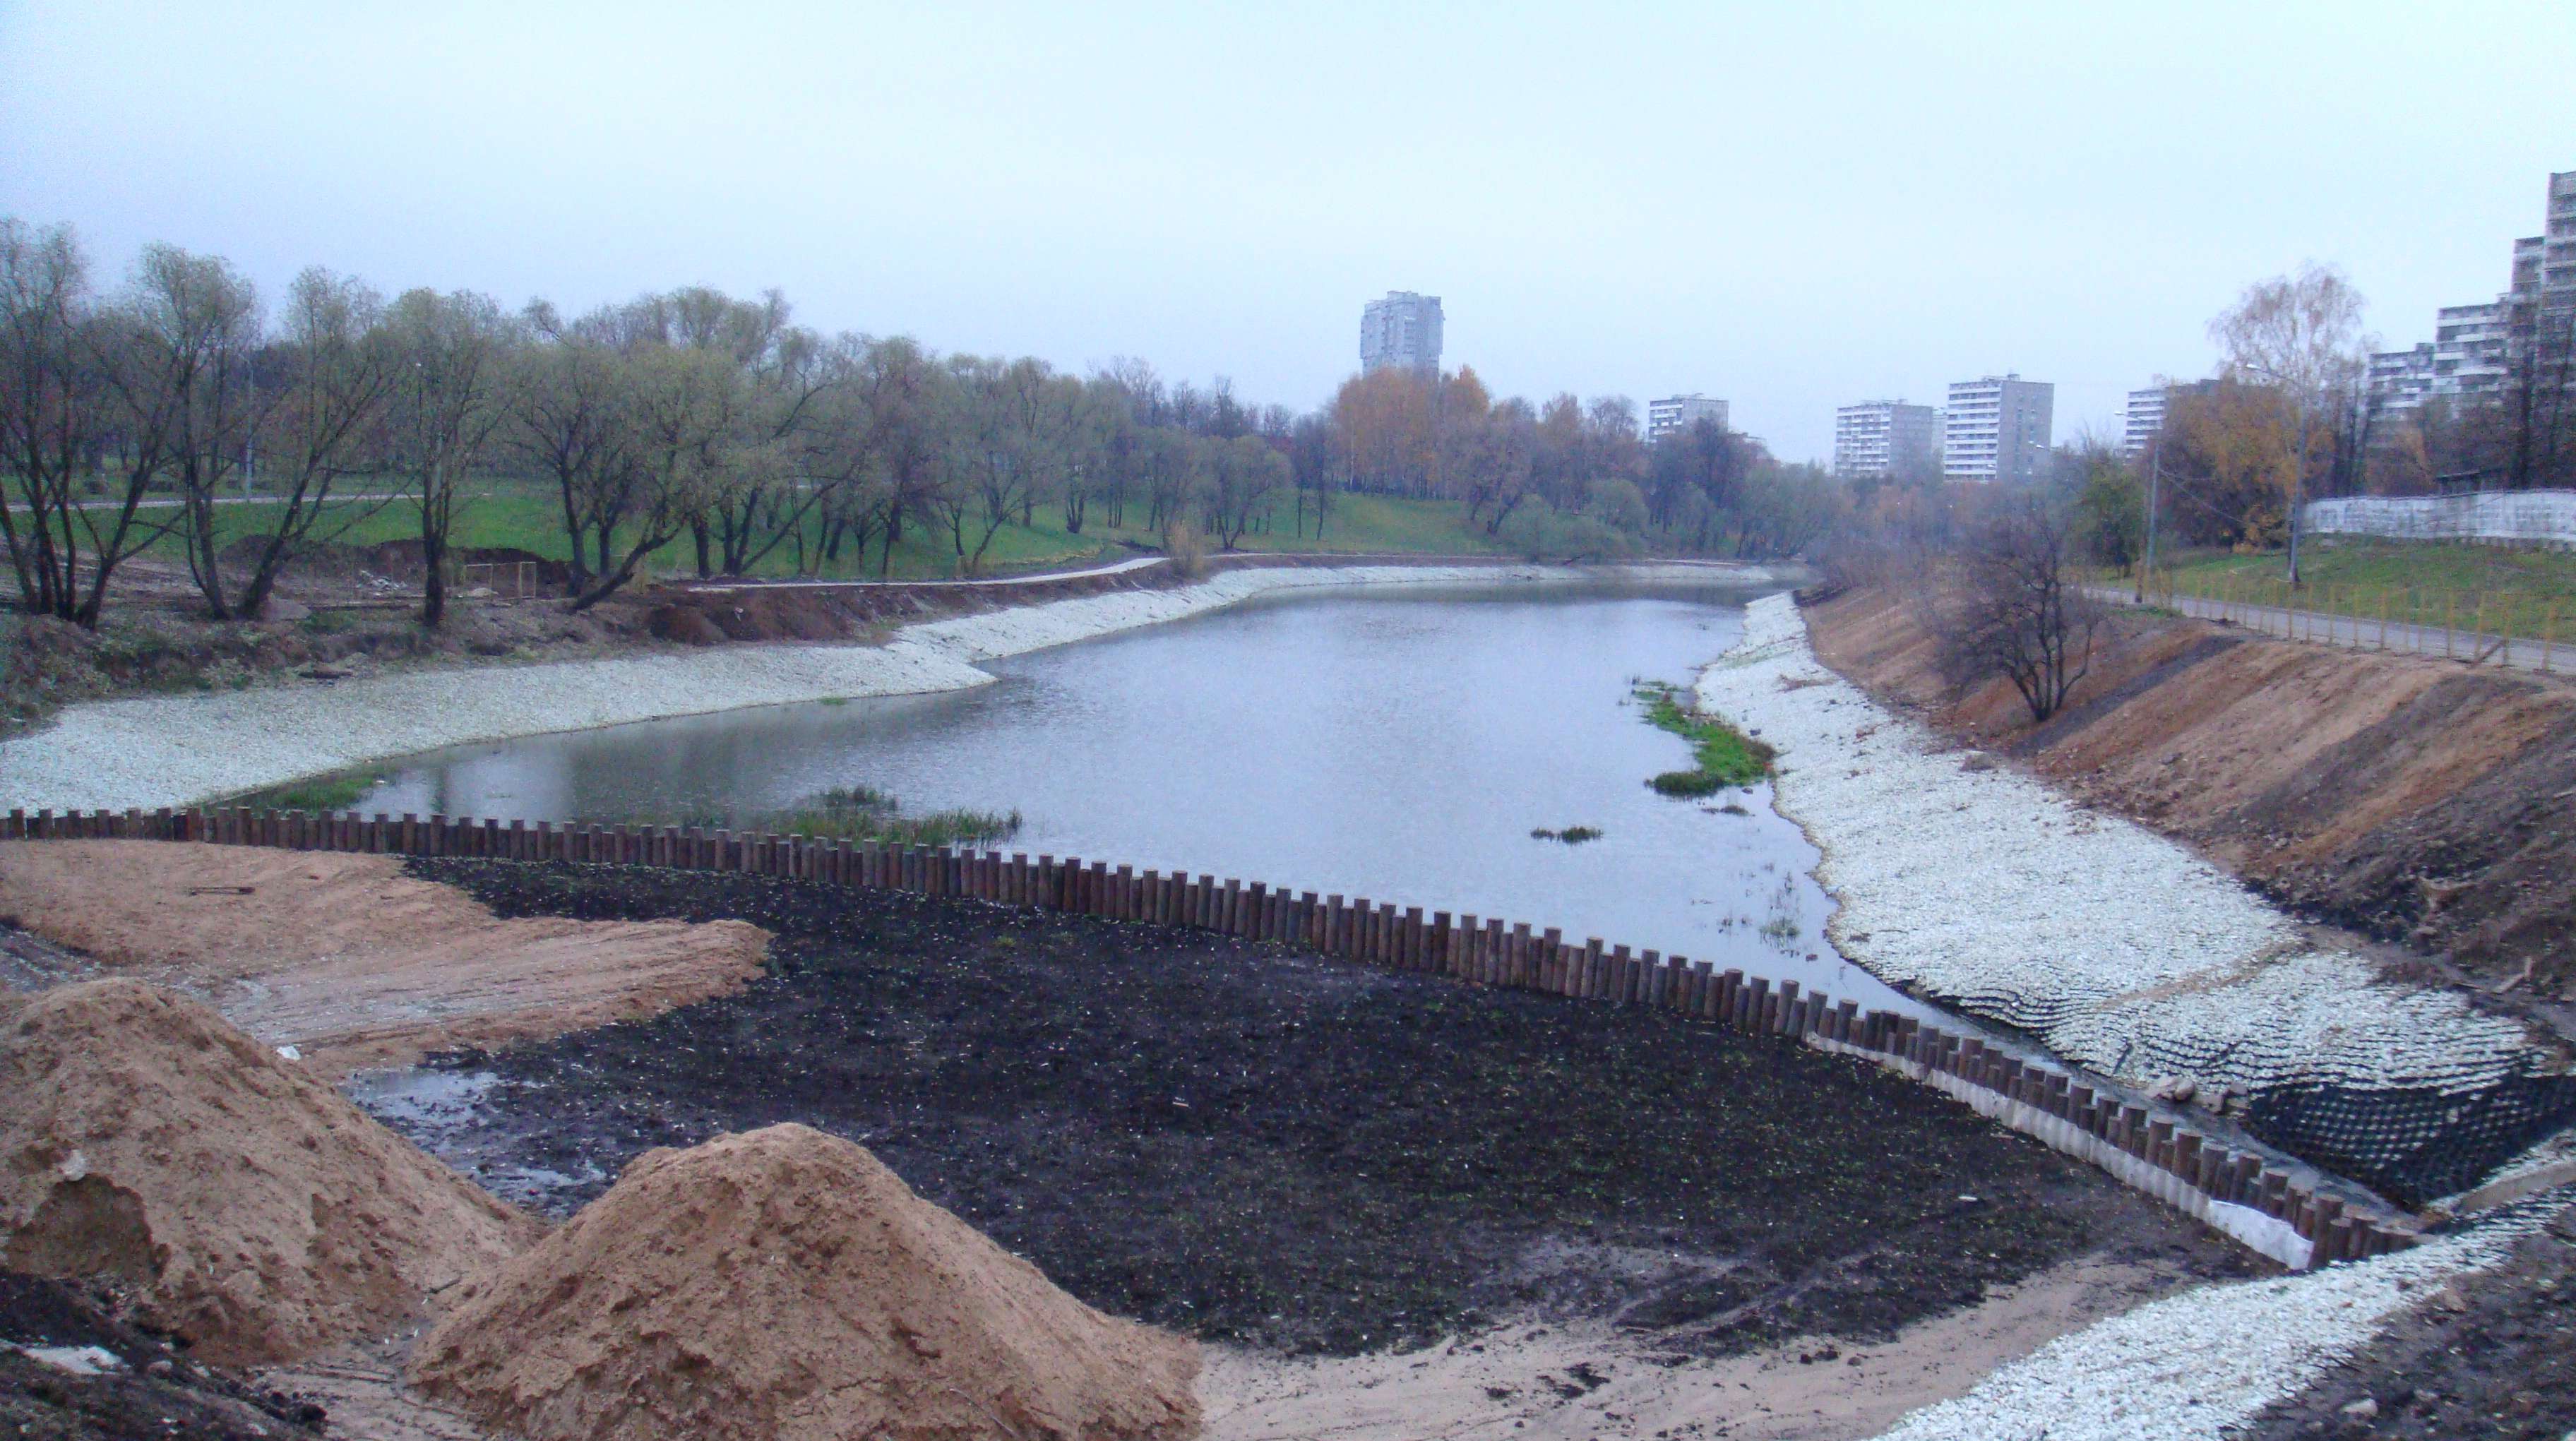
[[1, 217, 1842, 630]]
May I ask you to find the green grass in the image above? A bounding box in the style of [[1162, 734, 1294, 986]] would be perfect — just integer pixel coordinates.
[[227, 770, 390, 812], [149, 480, 1515, 586], [1529, 825, 1604, 844], [1634, 681, 1773, 795], [2125, 539, 2576, 645]]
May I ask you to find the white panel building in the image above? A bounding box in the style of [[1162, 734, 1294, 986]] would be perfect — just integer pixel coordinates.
[[1834, 401, 1940, 478], [1943, 375, 2054, 484], [1647, 393, 1729, 442], [1359, 292, 1444, 375]]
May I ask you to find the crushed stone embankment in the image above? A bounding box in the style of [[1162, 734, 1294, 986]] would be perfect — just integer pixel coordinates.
[[1861, 1201, 2553, 1441], [0, 840, 769, 1077], [0, 561, 1776, 814], [1694, 594, 2572, 1204], [1803, 584, 2576, 1007]]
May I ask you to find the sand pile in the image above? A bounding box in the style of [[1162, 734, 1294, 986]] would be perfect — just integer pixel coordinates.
[[0, 979, 540, 1364], [0, 840, 770, 1075], [410, 1123, 1202, 1441]]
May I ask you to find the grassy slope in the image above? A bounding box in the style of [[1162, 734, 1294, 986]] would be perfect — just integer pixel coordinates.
[[159, 484, 1508, 584], [2145, 539, 2576, 643]]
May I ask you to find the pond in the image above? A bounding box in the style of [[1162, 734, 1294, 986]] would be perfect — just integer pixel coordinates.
[[368, 578, 1910, 1010]]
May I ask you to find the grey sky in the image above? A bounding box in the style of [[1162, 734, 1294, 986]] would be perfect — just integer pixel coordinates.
[[4, 1, 2570, 462]]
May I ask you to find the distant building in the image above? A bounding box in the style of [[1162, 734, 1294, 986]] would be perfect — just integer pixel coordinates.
[[1647, 393, 1729, 442], [1359, 291, 1444, 375], [1833, 401, 1939, 478], [2123, 379, 2222, 455], [2121, 388, 2169, 458], [2371, 168, 2576, 419], [1943, 375, 2053, 484]]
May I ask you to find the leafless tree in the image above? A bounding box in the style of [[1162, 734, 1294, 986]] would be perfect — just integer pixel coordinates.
[[0, 219, 181, 626], [383, 287, 513, 627], [1931, 496, 2104, 723]]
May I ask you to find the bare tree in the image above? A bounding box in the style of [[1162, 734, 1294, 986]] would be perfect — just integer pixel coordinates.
[[383, 287, 513, 627], [0, 218, 180, 626], [2209, 263, 2370, 584], [1931, 496, 2104, 723], [224, 268, 396, 618]]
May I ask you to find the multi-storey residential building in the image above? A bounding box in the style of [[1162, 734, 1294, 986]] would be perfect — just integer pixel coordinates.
[[1359, 291, 1444, 375], [2121, 388, 2169, 458], [2373, 169, 2576, 418], [1833, 400, 1939, 478], [1943, 375, 2053, 484], [1647, 393, 1729, 442]]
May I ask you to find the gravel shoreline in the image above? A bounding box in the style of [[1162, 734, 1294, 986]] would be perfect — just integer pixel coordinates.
[[1, 562, 1779, 814], [1694, 594, 2565, 1203]]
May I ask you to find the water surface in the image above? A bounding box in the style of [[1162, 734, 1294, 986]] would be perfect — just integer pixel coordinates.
[[371, 580, 1909, 1009]]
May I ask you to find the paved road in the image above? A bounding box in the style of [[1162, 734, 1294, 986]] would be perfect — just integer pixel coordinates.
[[2090, 585, 2575, 676]]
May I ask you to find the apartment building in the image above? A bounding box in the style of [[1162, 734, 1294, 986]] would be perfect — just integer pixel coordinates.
[[1833, 400, 1939, 478], [1647, 393, 1729, 442], [2371, 169, 2576, 417], [1359, 291, 1444, 375], [1943, 375, 2053, 484]]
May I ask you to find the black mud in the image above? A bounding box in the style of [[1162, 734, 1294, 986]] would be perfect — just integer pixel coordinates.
[[389, 858, 2261, 1357], [0, 1272, 326, 1440]]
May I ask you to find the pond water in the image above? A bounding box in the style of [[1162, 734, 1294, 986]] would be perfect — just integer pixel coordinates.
[[369, 579, 1914, 1011]]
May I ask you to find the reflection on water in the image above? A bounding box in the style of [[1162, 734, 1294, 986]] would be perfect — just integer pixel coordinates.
[[374, 580, 1914, 1010]]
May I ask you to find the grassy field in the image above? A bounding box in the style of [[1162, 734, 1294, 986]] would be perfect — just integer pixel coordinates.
[[2122, 539, 2576, 646], [153, 482, 1510, 584]]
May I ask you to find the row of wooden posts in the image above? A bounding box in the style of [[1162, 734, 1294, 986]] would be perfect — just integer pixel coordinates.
[[2, 802, 2414, 1268]]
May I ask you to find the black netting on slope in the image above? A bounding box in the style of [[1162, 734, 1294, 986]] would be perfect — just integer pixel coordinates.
[[2243, 1074, 2576, 1207]]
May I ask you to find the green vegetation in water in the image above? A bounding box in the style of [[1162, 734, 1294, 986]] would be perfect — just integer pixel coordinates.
[[1633, 681, 1772, 797], [749, 785, 1023, 849], [1529, 825, 1604, 844], [228, 770, 387, 813]]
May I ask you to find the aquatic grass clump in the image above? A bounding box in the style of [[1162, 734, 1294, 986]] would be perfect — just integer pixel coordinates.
[[228, 770, 387, 813], [772, 785, 1022, 849], [1530, 825, 1604, 844], [1633, 681, 1772, 797], [607, 783, 1023, 849]]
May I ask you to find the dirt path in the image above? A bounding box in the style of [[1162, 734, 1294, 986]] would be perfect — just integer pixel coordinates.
[[1200, 1256, 2189, 1441], [0, 840, 768, 1076]]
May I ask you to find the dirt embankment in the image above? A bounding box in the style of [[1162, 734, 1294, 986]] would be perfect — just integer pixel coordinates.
[[1801, 586, 2576, 1006], [0, 841, 770, 1077]]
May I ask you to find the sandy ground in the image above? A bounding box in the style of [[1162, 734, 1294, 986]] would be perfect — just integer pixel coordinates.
[[1198, 1256, 2181, 1441], [254, 1257, 2185, 1441], [0, 839, 768, 1075]]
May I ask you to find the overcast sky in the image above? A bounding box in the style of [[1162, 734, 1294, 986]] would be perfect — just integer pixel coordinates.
[[4, 2, 2570, 461]]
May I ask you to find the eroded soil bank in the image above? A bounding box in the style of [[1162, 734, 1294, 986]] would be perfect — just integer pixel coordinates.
[[374, 858, 2258, 1365], [1801, 585, 2576, 1011]]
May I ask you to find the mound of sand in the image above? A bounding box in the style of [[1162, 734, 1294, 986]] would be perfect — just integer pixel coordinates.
[[410, 1123, 1202, 1441], [0, 840, 770, 1076], [0, 979, 540, 1365]]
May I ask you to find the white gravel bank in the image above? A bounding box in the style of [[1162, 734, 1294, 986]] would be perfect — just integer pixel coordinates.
[[1866, 1207, 2541, 1441], [1, 561, 1777, 813], [1693, 593, 2544, 1104]]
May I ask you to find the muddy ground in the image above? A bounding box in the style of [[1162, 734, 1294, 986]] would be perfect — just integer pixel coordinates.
[[1800, 585, 2576, 1016], [2243, 1200, 2576, 1440], [380, 858, 2260, 1363], [0, 1271, 327, 1440]]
